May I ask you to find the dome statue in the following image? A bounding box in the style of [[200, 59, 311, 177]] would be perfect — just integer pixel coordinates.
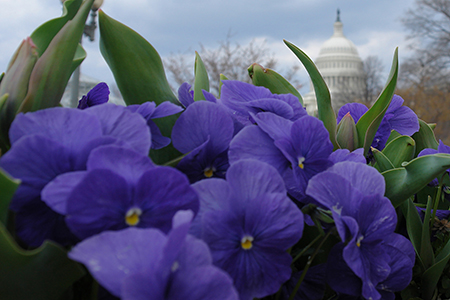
[[303, 9, 365, 115]]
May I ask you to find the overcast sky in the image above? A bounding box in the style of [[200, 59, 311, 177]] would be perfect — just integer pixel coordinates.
[[0, 0, 417, 94]]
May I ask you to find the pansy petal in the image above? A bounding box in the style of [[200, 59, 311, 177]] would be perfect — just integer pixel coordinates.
[[78, 82, 110, 109], [168, 267, 238, 300], [69, 227, 167, 297], [41, 171, 86, 214], [247, 99, 294, 120], [243, 193, 303, 249], [177, 82, 194, 108], [121, 272, 164, 300], [9, 107, 102, 150], [0, 135, 73, 210], [172, 101, 233, 153], [329, 148, 366, 164], [252, 112, 293, 141], [326, 161, 385, 197], [135, 167, 199, 233], [65, 169, 132, 239], [357, 194, 397, 243], [14, 199, 78, 247], [190, 178, 231, 237], [151, 101, 183, 119], [226, 159, 286, 203], [337, 103, 368, 124], [326, 243, 362, 297], [229, 125, 289, 174], [86, 145, 154, 185], [85, 104, 151, 155]]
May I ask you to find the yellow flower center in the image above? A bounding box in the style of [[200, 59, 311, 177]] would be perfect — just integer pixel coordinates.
[[241, 236, 254, 250], [125, 208, 142, 226], [298, 157, 305, 169], [204, 167, 215, 178], [356, 235, 364, 247]]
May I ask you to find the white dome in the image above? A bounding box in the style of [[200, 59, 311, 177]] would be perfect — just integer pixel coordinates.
[[303, 10, 365, 114]]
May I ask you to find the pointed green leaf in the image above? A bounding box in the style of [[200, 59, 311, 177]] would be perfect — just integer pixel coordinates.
[[0, 222, 85, 300], [385, 129, 402, 146], [99, 10, 177, 106], [372, 147, 395, 173], [356, 48, 398, 156], [422, 236, 450, 300], [19, 0, 94, 112], [30, 0, 82, 56], [30, 0, 86, 77], [193, 51, 209, 101], [382, 153, 450, 207], [284, 40, 337, 150], [248, 63, 303, 105], [382, 135, 415, 168], [219, 73, 228, 96], [420, 197, 435, 269], [0, 168, 20, 224], [401, 199, 425, 269], [412, 119, 439, 157], [99, 10, 181, 164]]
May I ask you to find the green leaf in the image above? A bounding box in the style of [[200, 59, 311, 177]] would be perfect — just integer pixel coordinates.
[[219, 73, 228, 96], [0, 222, 85, 300], [99, 11, 177, 106], [422, 236, 450, 300], [18, 0, 94, 112], [385, 129, 401, 145], [193, 51, 209, 101], [0, 168, 20, 224], [30, 0, 82, 56], [382, 135, 416, 168], [284, 40, 337, 150], [371, 147, 395, 173], [248, 63, 303, 105], [356, 48, 398, 156], [420, 197, 435, 269], [30, 0, 86, 76], [401, 199, 425, 269], [382, 153, 450, 207], [99, 10, 181, 164], [412, 119, 439, 157]]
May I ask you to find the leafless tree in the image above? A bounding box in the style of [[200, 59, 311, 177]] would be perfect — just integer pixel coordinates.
[[400, 0, 450, 89], [360, 56, 385, 105], [164, 33, 301, 96], [335, 55, 384, 109]]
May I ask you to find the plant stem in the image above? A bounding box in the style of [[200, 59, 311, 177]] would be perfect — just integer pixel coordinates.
[[288, 230, 331, 300]]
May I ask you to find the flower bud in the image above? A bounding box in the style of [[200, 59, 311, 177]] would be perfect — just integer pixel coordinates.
[[336, 112, 359, 151]]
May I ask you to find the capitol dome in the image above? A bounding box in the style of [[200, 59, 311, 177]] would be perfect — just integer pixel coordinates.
[[303, 10, 365, 114]]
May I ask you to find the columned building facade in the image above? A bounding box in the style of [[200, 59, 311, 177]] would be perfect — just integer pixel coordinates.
[[303, 10, 365, 115]]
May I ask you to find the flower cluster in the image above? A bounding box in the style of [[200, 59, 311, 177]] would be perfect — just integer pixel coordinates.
[[0, 79, 423, 300]]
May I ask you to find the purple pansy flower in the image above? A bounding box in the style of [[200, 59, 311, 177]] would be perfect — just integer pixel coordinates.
[[219, 80, 307, 128], [329, 148, 366, 164], [306, 161, 414, 300], [77, 82, 110, 109], [172, 101, 234, 183], [126, 101, 183, 149], [69, 210, 239, 300], [42, 145, 199, 240], [418, 140, 450, 185], [192, 159, 304, 300], [177, 82, 217, 108], [0, 105, 151, 246], [337, 95, 419, 150], [229, 112, 333, 202]]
